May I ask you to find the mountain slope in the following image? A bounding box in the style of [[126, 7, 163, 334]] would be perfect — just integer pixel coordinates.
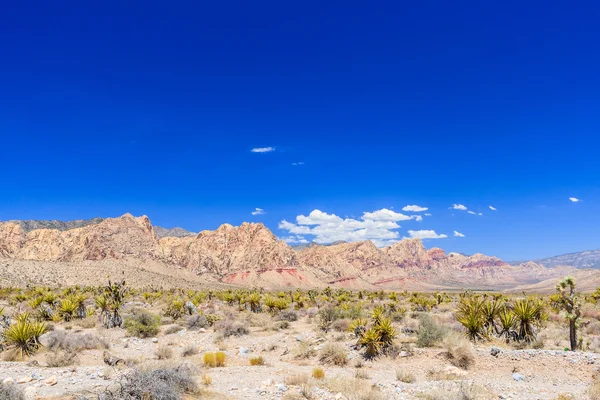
[[534, 249, 600, 269]]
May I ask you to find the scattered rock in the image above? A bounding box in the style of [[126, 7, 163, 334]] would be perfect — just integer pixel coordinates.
[[17, 376, 33, 384], [151, 337, 158, 343], [491, 347, 501, 357], [103, 350, 124, 366], [44, 376, 58, 386], [2, 377, 14, 385], [512, 373, 526, 382]]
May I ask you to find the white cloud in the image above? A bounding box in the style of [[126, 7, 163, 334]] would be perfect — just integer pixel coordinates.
[[453, 231, 465, 237], [478, 212, 483, 216], [424, 213, 432, 217], [402, 205, 428, 212], [452, 204, 468, 211], [292, 162, 305, 166], [407, 230, 448, 240], [569, 197, 580, 203], [279, 208, 422, 246], [467, 210, 483, 216], [413, 215, 423, 222], [489, 206, 497, 211], [251, 208, 265, 215], [250, 147, 275, 153]]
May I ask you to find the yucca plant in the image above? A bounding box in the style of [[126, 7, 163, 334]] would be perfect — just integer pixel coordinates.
[[165, 298, 185, 319], [2, 315, 47, 358], [245, 292, 262, 313], [513, 298, 543, 343], [455, 295, 486, 342], [349, 318, 368, 337], [374, 317, 397, 348], [58, 298, 78, 321], [498, 308, 517, 342], [360, 327, 382, 359], [554, 276, 582, 350]]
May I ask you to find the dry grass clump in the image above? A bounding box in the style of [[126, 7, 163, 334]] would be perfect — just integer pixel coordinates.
[[123, 310, 161, 338], [201, 374, 212, 386], [0, 382, 25, 400], [322, 377, 383, 400], [181, 344, 198, 357], [417, 314, 447, 347], [396, 369, 416, 383], [354, 368, 369, 379], [277, 310, 298, 322], [164, 325, 183, 335], [443, 333, 475, 370], [312, 367, 325, 380], [293, 342, 317, 359], [249, 356, 264, 365], [425, 368, 461, 381], [417, 382, 487, 400], [203, 351, 226, 367], [46, 349, 79, 367], [155, 345, 174, 360], [318, 343, 347, 366], [588, 380, 600, 400], [98, 363, 198, 400], [285, 373, 309, 386]]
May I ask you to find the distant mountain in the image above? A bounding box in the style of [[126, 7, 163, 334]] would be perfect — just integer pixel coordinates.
[[153, 226, 197, 239], [4, 217, 196, 239], [534, 249, 600, 269]]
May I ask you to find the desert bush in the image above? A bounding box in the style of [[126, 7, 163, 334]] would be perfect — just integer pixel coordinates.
[[354, 368, 369, 379], [164, 325, 183, 335], [250, 356, 264, 365], [181, 344, 198, 357], [44, 330, 108, 352], [214, 320, 249, 337], [396, 369, 416, 383], [417, 314, 447, 347], [203, 352, 216, 367], [277, 310, 298, 322], [443, 333, 475, 369], [46, 350, 78, 367], [331, 318, 350, 332], [0, 382, 25, 400], [201, 374, 212, 386], [165, 298, 185, 320], [215, 351, 226, 367], [319, 343, 347, 366], [318, 307, 340, 332], [186, 314, 208, 330], [155, 345, 173, 360], [124, 310, 161, 338], [98, 363, 198, 400], [75, 317, 96, 329], [312, 367, 325, 380]]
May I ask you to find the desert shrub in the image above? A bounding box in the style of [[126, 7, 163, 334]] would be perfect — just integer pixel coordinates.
[[312, 367, 325, 380], [319, 343, 347, 366], [165, 298, 185, 320], [201, 374, 212, 386], [124, 310, 161, 338], [277, 310, 298, 322], [203, 352, 216, 367], [417, 314, 447, 347], [250, 356, 264, 365], [443, 333, 475, 369], [181, 344, 198, 357], [214, 320, 249, 337], [164, 325, 183, 335], [0, 382, 25, 400], [354, 368, 369, 379], [186, 314, 208, 330], [396, 369, 416, 383], [318, 306, 340, 332], [44, 330, 108, 352], [46, 350, 78, 367], [75, 317, 96, 329], [98, 363, 198, 400], [331, 318, 350, 332], [155, 345, 173, 360]]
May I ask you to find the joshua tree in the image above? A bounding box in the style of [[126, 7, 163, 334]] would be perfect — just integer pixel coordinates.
[[98, 279, 127, 328], [554, 276, 582, 351]]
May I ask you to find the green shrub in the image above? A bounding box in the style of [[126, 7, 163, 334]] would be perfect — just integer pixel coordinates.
[[417, 314, 447, 347], [124, 310, 161, 338]]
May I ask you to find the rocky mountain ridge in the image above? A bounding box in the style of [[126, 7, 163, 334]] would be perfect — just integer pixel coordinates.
[[0, 214, 581, 290]]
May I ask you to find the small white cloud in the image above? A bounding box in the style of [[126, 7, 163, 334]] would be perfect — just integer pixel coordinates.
[[453, 231, 465, 237], [452, 204, 468, 211], [569, 197, 580, 203], [478, 212, 483, 216], [424, 213, 432, 217], [413, 215, 423, 222], [251, 208, 266, 215], [292, 162, 305, 166], [250, 147, 275, 153], [407, 230, 448, 239], [402, 205, 428, 212], [281, 235, 308, 244], [489, 206, 497, 211], [467, 211, 476, 215]]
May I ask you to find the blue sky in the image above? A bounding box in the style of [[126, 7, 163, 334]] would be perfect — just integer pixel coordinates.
[[1, 1, 599, 260]]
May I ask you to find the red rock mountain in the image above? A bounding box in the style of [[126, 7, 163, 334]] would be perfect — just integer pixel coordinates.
[[0, 213, 571, 290]]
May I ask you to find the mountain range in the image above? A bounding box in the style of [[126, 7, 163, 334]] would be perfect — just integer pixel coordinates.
[[0, 214, 596, 291]]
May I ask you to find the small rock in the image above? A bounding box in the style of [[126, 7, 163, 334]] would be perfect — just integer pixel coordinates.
[[399, 351, 411, 357], [151, 338, 158, 343], [199, 328, 207, 333], [239, 347, 251, 356], [335, 393, 343, 399], [2, 378, 14, 385], [296, 335, 304, 342], [44, 376, 58, 386], [491, 347, 501, 357], [512, 373, 525, 382], [276, 383, 288, 392], [17, 376, 33, 384]]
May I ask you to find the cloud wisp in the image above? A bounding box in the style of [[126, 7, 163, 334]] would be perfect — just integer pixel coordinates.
[[250, 147, 275, 153], [407, 230, 448, 240], [251, 208, 266, 215], [489, 206, 497, 211], [451, 204, 468, 211], [569, 197, 580, 203], [453, 231, 465, 237], [402, 205, 428, 212], [292, 162, 305, 166]]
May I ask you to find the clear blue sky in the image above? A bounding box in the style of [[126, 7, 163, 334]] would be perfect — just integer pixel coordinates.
[[1, 1, 599, 260]]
